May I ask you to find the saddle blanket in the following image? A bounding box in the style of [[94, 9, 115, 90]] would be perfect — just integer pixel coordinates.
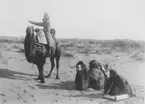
[[36, 30, 47, 44], [35, 43, 47, 56]]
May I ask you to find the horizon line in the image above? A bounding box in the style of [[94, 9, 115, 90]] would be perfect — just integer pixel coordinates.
[[0, 36, 144, 42]]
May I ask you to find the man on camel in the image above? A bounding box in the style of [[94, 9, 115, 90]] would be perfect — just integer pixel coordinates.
[[29, 13, 56, 56]]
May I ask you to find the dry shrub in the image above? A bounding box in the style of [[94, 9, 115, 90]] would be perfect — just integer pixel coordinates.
[[0, 36, 145, 56], [61, 51, 74, 58], [131, 51, 145, 61]]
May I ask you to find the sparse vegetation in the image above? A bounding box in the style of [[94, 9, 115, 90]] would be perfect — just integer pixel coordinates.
[[58, 39, 145, 55], [61, 51, 74, 58], [130, 51, 145, 61], [0, 36, 145, 57]]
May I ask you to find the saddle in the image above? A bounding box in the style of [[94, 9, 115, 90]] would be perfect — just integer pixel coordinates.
[[35, 43, 48, 56], [34, 28, 57, 56], [35, 28, 57, 56]]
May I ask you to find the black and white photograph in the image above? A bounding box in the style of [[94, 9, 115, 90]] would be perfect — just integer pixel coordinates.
[[0, 0, 144, 104]]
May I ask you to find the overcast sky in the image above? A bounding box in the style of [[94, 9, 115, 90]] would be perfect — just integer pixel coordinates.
[[0, 0, 145, 40]]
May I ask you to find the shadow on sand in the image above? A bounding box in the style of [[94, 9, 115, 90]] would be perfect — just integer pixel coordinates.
[[0, 68, 33, 80], [36, 81, 116, 102], [36, 81, 75, 90]]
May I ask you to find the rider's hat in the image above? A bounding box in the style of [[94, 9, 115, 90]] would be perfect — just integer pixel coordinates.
[[43, 13, 49, 21]]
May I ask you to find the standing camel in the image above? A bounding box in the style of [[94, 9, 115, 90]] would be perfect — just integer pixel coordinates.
[[24, 26, 61, 83]]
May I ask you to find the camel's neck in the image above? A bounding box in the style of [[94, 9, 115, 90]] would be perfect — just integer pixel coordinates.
[[29, 32, 36, 57], [25, 27, 37, 63]]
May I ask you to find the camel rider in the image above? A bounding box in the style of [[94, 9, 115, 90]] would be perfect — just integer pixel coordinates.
[[29, 13, 55, 56]]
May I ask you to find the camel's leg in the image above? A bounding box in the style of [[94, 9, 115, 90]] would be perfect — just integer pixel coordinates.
[[35, 66, 41, 80], [37, 63, 45, 83], [55, 47, 61, 79], [56, 59, 60, 79], [46, 56, 55, 78]]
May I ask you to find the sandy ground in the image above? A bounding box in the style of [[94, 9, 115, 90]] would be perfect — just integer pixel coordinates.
[[0, 47, 144, 104]]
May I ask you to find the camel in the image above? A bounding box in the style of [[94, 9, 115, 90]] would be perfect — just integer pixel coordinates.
[[75, 60, 109, 91], [24, 26, 61, 83], [88, 60, 108, 90]]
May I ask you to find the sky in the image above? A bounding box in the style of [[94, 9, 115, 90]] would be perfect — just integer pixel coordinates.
[[0, 0, 145, 40]]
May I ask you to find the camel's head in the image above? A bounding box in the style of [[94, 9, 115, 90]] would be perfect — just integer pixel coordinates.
[[89, 60, 101, 70], [76, 61, 86, 72], [26, 26, 34, 35], [109, 69, 118, 78]]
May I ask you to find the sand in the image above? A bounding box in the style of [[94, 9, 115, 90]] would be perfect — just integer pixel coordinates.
[[0, 41, 144, 104]]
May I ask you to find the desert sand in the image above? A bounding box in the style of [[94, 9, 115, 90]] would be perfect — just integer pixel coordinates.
[[0, 38, 144, 104]]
